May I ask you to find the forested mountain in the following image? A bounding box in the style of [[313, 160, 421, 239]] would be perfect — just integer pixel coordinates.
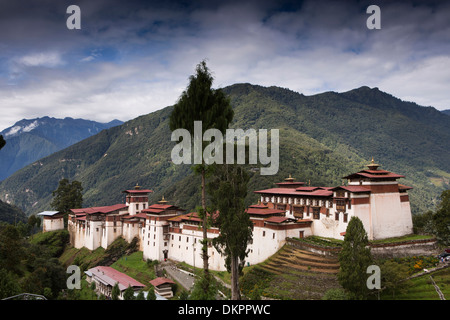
[[0, 200, 27, 224], [0, 117, 123, 181], [0, 84, 448, 218], [442, 109, 450, 116]]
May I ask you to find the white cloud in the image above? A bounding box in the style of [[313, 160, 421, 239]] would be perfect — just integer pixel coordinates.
[[16, 52, 64, 68], [1, 0, 450, 131]]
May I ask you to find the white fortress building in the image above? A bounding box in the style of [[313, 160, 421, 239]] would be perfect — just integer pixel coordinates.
[[66, 160, 413, 271]]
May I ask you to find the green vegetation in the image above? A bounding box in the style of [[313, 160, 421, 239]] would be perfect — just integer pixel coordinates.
[[0, 200, 27, 225], [294, 235, 343, 247], [380, 266, 450, 300], [110, 251, 155, 289], [50, 178, 83, 214], [169, 60, 234, 281], [0, 84, 448, 221], [338, 217, 373, 300], [0, 225, 69, 299]]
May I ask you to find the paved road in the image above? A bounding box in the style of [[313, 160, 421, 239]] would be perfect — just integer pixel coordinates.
[[159, 261, 195, 291]]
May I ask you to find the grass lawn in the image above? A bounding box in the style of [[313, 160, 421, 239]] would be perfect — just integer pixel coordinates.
[[381, 266, 450, 300], [110, 251, 156, 290]]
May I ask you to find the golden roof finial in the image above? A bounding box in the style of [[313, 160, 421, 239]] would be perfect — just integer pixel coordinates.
[[159, 195, 167, 204], [285, 174, 294, 182], [367, 157, 380, 170]]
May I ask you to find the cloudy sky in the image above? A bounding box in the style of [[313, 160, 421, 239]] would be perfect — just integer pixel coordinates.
[[1, 0, 449, 131]]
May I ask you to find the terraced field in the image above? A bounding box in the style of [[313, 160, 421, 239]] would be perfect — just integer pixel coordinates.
[[255, 244, 342, 300]]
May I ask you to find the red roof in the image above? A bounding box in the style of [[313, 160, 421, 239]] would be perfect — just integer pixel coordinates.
[[70, 204, 128, 215], [148, 204, 173, 209], [142, 208, 165, 214], [248, 203, 269, 209], [88, 266, 145, 291], [122, 213, 147, 219], [275, 181, 306, 188], [149, 277, 175, 287], [331, 185, 371, 193], [169, 211, 218, 223], [142, 203, 184, 214], [123, 189, 153, 194], [254, 187, 333, 197], [246, 207, 285, 216], [264, 216, 290, 223], [295, 186, 321, 192], [343, 170, 405, 180], [169, 212, 202, 222]]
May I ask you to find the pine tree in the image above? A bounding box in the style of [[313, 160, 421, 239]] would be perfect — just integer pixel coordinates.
[[51, 178, 83, 213], [147, 287, 156, 300], [337, 216, 373, 300], [208, 162, 252, 300], [123, 285, 135, 300], [433, 190, 450, 246], [169, 60, 234, 277], [111, 282, 120, 300]]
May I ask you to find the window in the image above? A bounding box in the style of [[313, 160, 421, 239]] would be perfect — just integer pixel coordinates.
[[335, 190, 345, 198], [344, 213, 348, 223], [263, 231, 266, 237], [312, 207, 320, 220], [273, 233, 275, 239], [293, 206, 304, 219], [336, 199, 345, 212], [335, 212, 340, 221]]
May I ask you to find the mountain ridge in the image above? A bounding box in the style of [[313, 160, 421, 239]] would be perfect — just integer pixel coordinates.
[[0, 117, 123, 181], [0, 83, 448, 218]]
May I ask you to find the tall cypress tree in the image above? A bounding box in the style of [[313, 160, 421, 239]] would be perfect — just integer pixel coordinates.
[[169, 60, 234, 276], [208, 162, 252, 300], [337, 216, 373, 300]]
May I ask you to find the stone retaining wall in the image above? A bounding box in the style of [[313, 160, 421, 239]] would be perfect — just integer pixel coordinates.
[[286, 237, 439, 259]]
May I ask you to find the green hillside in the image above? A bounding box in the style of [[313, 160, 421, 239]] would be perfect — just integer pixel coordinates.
[[0, 84, 448, 217], [0, 199, 27, 224]]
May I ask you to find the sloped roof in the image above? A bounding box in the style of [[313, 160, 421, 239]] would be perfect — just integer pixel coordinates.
[[70, 204, 128, 215], [37, 211, 61, 216], [246, 207, 285, 216], [149, 277, 175, 287], [331, 185, 371, 193], [254, 187, 333, 197], [88, 266, 145, 291], [122, 189, 153, 194]]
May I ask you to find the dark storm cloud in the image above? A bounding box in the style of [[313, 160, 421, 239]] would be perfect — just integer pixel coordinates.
[[0, 0, 449, 130]]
